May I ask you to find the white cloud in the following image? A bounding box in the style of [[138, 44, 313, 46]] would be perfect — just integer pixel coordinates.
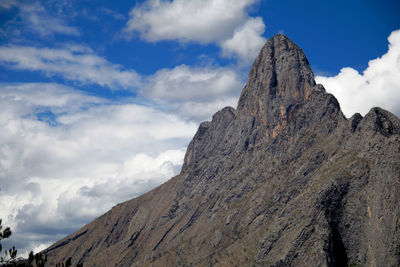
[[0, 45, 141, 90], [123, 0, 266, 64], [316, 29, 400, 118], [142, 64, 244, 121], [220, 17, 266, 65], [0, 82, 102, 116], [124, 0, 256, 43], [0, 82, 197, 255]]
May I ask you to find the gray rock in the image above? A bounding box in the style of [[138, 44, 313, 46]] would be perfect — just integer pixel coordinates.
[[44, 34, 400, 267]]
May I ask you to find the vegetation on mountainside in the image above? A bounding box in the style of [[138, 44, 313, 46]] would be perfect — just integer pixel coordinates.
[[0, 219, 17, 264]]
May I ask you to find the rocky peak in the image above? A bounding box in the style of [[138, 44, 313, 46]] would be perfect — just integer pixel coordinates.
[[237, 34, 323, 138], [238, 34, 317, 111]]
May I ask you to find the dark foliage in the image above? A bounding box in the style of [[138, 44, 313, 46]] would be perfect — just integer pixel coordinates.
[[0, 219, 17, 263]]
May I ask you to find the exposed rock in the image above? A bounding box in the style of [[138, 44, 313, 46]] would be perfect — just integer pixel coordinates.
[[44, 34, 400, 267]]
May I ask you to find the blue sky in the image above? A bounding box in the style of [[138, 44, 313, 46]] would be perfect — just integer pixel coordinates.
[[0, 0, 399, 256]]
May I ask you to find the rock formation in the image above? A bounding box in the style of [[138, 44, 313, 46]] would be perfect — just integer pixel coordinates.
[[44, 34, 400, 266]]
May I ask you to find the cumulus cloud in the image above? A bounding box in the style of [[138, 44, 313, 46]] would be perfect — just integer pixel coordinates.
[[123, 0, 266, 64], [0, 82, 197, 254], [316, 29, 400, 118], [142, 64, 244, 121], [220, 17, 266, 65], [0, 45, 141, 90], [124, 0, 256, 43]]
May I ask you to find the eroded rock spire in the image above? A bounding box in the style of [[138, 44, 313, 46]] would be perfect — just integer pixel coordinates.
[[238, 34, 323, 138]]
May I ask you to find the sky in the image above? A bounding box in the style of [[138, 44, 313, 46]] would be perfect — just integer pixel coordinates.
[[0, 0, 399, 256]]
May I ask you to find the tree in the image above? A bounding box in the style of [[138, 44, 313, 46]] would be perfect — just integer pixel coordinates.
[[28, 251, 34, 264], [0, 219, 17, 263], [34, 252, 47, 267], [55, 257, 72, 267]]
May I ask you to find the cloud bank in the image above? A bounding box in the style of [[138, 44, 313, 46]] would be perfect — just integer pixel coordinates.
[[0, 82, 196, 254], [0, 45, 141, 90], [0, 38, 246, 254]]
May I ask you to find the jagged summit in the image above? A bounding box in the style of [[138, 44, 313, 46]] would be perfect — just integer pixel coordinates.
[[44, 35, 400, 267], [237, 34, 326, 139], [238, 34, 318, 112], [237, 34, 325, 138]]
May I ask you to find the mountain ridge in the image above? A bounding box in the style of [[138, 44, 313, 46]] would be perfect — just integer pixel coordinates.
[[44, 34, 400, 267]]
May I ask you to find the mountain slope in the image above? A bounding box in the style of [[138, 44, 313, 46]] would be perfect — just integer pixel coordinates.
[[45, 34, 400, 267]]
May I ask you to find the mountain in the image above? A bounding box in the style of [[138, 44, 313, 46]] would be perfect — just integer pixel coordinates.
[[44, 34, 400, 266]]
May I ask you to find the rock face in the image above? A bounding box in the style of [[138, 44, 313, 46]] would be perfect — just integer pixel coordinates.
[[45, 34, 400, 267]]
